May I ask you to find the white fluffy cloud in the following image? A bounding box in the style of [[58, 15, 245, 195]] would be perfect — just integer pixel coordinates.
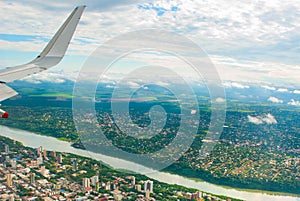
[[215, 97, 226, 103], [21, 71, 76, 83], [288, 99, 300, 106], [293, 90, 300, 94], [277, 88, 288, 92], [248, 113, 278, 125], [268, 96, 283, 103], [261, 85, 276, 91], [126, 81, 140, 88], [223, 82, 249, 89]]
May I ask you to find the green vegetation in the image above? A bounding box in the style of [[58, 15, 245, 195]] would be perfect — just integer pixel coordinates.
[[0, 92, 299, 195], [29, 93, 73, 99]]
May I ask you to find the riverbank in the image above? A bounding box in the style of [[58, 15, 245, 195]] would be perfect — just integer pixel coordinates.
[[1, 135, 242, 201], [0, 125, 299, 201], [164, 163, 300, 195]]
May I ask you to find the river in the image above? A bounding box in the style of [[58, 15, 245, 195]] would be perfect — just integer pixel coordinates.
[[0, 125, 299, 201]]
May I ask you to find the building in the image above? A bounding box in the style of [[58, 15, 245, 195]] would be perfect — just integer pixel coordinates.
[[135, 184, 142, 192], [72, 158, 77, 171], [30, 173, 35, 185], [50, 151, 57, 158], [57, 154, 63, 164], [43, 149, 48, 160], [82, 178, 90, 188], [10, 158, 17, 168], [37, 156, 43, 165], [144, 180, 153, 193], [9, 194, 14, 201], [5, 156, 9, 162], [145, 190, 150, 199], [110, 182, 117, 191], [41, 166, 48, 177], [90, 175, 99, 186], [6, 174, 13, 186], [113, 192, 123, 201], [38, 146, 43, 152], [35, 147, 43, 158], [5, 144, 9, 154], [131, 176, 136, 186]]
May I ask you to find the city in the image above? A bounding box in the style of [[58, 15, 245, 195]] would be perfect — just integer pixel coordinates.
[[0, 136, 238, 201]]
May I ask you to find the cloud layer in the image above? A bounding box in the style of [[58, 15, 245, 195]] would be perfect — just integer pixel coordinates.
[[1, 1, 300, 86], [267, 96, 283, 103], [248, 113, 278, 125]]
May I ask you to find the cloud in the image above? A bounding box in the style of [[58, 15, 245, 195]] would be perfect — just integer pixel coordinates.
[[2, 1, 300, 86], [267, 96, 283, 103], [293, 90, 300, 94], [126, 81, 140, 88], [288, 99, 300, 106], [223, 82, 250, 89], [277, 88, 288, 92], [213, 55, 300, 85], [105, 84, 115, 89], [155, 81, 170, 86], [21, 70, 77, 83], [261, 85, 276, 91], [248, 113, 277, 125], [214, 97, 226, 103]]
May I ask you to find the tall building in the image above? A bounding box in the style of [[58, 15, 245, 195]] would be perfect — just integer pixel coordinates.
[[57, 154, 63, 164], [43, 149, 48, 160], [105, 181, 111, 191], [10, 158, 17, 168], [110, 183, 116, 191], [37, 156, 43, 165], [30, 173, 35, 185], [144, 180, 153, 193], [91, 175, 99, 186], [38, 146, 43, 152], [145, 190, 150, 199], [9, 194, 14, 201], [131, 176, 136, 186], [135, 184, 141, 192], [35, 147, 43, 158], [82, 178, 90, 188], [197, 191, 203, 199], [40, 166, 48, 177], [5, 156, 10, 162], [5, 144, 9, 154], [72, 158, 77, 171], [51, 151, 57, 158], [6, 174, 13, 186]]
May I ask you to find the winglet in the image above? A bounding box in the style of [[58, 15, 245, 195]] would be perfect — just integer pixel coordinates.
[[32, 5, 86, 67]]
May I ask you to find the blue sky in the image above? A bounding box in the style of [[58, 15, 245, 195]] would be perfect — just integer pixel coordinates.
[[0, 0, 300, 87]]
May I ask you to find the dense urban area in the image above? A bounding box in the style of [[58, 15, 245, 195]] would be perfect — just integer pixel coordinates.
[[0, 136, 239, 201]]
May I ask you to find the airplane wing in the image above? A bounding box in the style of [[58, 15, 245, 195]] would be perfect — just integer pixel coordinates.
[[0, 5, 85, 118], [0, 5, 86, 83], [0, 83, 18, 102]]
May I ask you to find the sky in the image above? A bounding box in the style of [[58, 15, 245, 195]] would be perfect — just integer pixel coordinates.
[[0, 0, 300, 88]]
